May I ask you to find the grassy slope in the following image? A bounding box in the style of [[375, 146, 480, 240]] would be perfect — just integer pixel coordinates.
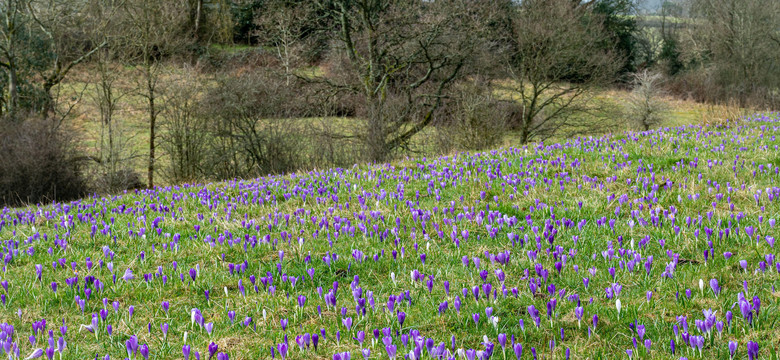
[[58, 63, 745, 188], [0, 110, 778, 359]]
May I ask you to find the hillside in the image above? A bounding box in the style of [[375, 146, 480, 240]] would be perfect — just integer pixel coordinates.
[[0, 113, 778, 359], [58, 64, 747, 188]]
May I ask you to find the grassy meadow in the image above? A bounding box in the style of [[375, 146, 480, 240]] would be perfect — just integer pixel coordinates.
[[56, 58, 753, 187], [0, 103, 778, 359]]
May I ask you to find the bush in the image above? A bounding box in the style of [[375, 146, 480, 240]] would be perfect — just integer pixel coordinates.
[[197, 47, 279, 74], [435, 84, 510, 152], [625, 70, 669, 131], [160, 69, 211, 183], [698, 99, 750, 128], [90, 168, 145, 194], [663, 68, 780, 110], [663, 68, 720, 103], [0, 118, 88, 207], [198, 70, 317, 178]]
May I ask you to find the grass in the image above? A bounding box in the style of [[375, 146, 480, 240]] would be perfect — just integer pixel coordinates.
[[0, 108, 778, 359], [209, 44, 260, 54], [56, 65, 731, 187]]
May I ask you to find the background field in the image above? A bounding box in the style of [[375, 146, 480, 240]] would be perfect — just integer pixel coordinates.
[[57, 59, 754, 188]]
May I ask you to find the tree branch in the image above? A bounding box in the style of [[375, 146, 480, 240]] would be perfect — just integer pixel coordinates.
[[46, 41, 108, 87]]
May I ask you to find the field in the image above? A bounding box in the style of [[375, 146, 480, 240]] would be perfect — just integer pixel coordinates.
[[58, 60, 752, 186], [1, 112, 779, 359]]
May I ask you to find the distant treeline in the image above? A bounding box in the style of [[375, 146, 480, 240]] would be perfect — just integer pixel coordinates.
[[0, 0, 778, 206]]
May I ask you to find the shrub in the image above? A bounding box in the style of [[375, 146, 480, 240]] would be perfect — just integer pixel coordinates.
[[699, 99, 750, 128], [0, 118, 87, 207], [90, 168, 145, 194], [160, 69, 211, 183], [435, 84, 510, 153], [625, 70, 670, 131], [199, 70, 317, 178]]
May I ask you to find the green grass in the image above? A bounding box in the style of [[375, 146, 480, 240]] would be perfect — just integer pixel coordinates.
[[56, 67, 723, 187], [0, 112, 778, 359]]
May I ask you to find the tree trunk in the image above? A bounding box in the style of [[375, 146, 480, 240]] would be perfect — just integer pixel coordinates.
[[147, 73, 156, 189], [518, 105, 531, 144], [365, 100, 388, 162], [518, 123, 528, 144], [42, 81, 56, 118], [109, 115, 115, 173], [194, 0, 202, 41], [7, 66, 18, 118]]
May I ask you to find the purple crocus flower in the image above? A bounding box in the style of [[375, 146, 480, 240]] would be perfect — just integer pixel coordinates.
[[397, 311, 406, 327], [342, 317, 352, 331], [139, 344, 149, 360], [527, 306, 541, 328], [208, 342, 218, 360], [513, 343, 523, 360], [125, 336, 139, 358], [385, 345, 397, 359], [728, 341, 738, 359], [498, 333, 507, 350], [122, 269, 135, 282], [277, 343, 288, 360], [24, 348, 43, 360], [747, 341, 759, 360], [710, 279, 720, 296]]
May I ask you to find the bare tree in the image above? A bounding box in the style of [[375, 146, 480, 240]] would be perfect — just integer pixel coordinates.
[[92, 53, 125, 176], [435, 82, 510, 152], [254, 1, 311, 85], [188, 0, 204, 41], [657, 0, 688, 75], [200, 70, 316, 177], [0, 0, 106, 120], [312, 0, 486, 161], [689, 0, 780, 107], [0, 0, 25, 117], [634, 17, 663, 68], [81, 0, 145, 192], [160, 66, 209, 183], [121, 0, 191, 188], [25, 0, 108, 118], [625, 70, 669, 130], [503, 0, 621, 144]]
